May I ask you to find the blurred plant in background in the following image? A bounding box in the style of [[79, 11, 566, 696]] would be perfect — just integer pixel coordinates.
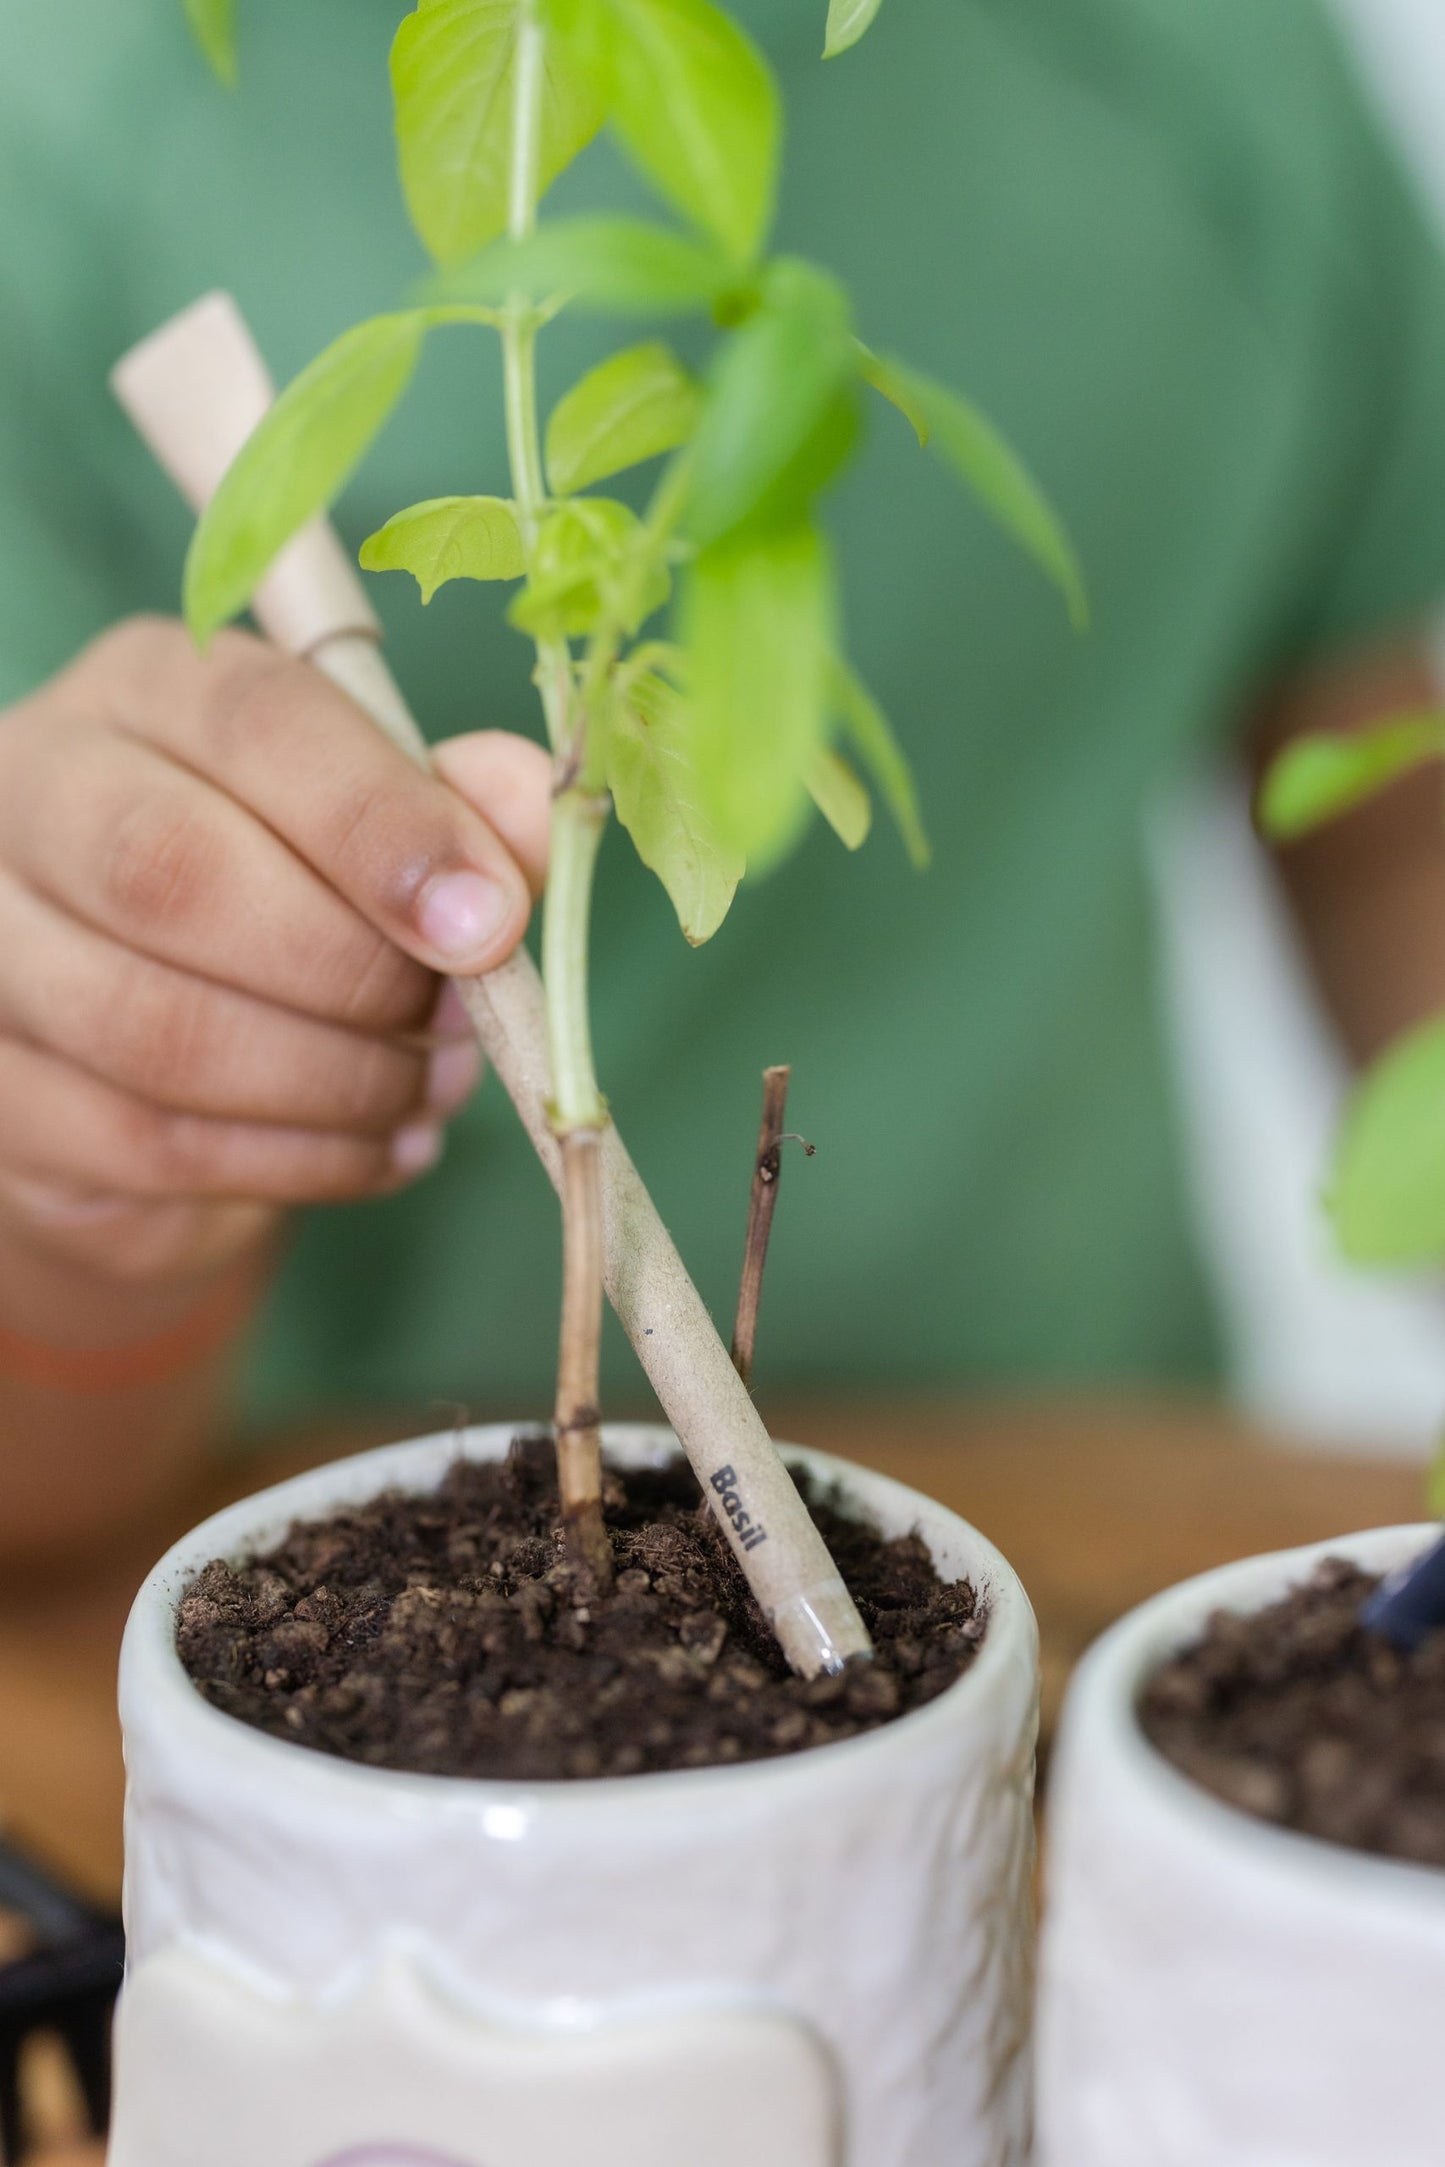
[[1262, 722, 1445, 1266]]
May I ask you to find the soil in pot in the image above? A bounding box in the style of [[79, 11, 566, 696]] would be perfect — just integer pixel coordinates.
[[1140, 1557, 1445, 1867], [177, 1439, 985, 1782]]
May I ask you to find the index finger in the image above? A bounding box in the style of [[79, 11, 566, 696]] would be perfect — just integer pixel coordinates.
[[69, 620, 535, 976]]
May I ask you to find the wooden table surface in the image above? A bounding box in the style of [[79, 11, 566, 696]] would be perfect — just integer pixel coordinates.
[[4, 1391, 1426, 2163]]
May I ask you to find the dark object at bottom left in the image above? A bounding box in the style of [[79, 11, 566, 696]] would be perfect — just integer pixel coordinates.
[[0, 1842, 123, 2161]]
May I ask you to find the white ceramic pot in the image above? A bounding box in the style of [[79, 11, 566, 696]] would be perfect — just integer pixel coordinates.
[[1036, 1523, 1445, 2167], [110, 1422, 1039, 2167]]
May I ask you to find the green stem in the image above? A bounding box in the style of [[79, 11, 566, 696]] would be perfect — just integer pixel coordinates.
[[543, 791, 608, 1130], [500, 0, 611, 1583], [501, 0, 571, 750]]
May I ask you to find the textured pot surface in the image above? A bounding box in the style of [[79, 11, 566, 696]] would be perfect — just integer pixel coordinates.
[[112, 1423, 1039, 2167], [1037, 1524, 1445, 2167]]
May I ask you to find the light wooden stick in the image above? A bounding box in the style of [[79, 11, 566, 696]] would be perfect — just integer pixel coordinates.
[[111, 293, 872, 1678]]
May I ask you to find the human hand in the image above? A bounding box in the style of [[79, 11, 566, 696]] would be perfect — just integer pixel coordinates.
[[0, 617, 549, 1295]]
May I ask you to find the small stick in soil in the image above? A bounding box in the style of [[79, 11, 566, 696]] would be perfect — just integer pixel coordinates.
[[732, 1066, 815, 1389], [555, 1127, 612, 1589]]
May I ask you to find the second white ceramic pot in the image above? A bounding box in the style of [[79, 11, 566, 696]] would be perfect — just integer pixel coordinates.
[[1036, 1523, 1445, 2167], [110, 1423, 1039, 2167]]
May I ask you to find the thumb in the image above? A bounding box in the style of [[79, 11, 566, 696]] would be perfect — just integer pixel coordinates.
[[432, 730, 551, 901]]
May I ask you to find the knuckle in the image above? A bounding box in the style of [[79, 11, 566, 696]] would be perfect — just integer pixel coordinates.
[[100, 793, 217, 935], [62, 614, 187, 706], [200, 641, 309, 760], [80, 613, 178, 672]]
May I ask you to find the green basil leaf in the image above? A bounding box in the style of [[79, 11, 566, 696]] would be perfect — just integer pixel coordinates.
[[392, 0, 604, 268], [184, 0, 237, 83], [608, 670, 743, 942], [184, 313, 432, 643], [545, 341, 701, 495], [431, 216, 736, 313], [881, 355, 1088, 631], [805, 746, 872, 850], [359, 495, 525, 601], [686, 261, 857, 545], [509, 496, 667, 637], [554, 0, 778, 265], [854, 339, 928, 446], [1332, 1016, 1445, 1264], [1258, 719, 1445, 842], [823, 0, 883, 58], [830, 657, 930, 868], [681, 520, 834, 865]]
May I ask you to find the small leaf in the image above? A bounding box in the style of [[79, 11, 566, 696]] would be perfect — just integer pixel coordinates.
[[392, 0, 604, 268], [854, 340, 928, 445], [184, 314, 430, 643], [184, 0, 237, 83], [431, 216, 737, 313], [1258, 718, 1445, 841], [554, 0, 779, 265], [805, 746, 872, 850], [608, 670, 743, 942], [686, 261, 858, 545], [824, 0, 883, 57], [509, 496, 666, 637], [830, 657, 930, 868], [545, 341, 701, 495], [359, 495, 525, 601], [882, 356, 1088, 630], [681, 520, 835, 865], [1332, 1016, 1445, 1264]]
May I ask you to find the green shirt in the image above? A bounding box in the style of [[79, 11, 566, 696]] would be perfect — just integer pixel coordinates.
[[6, 0, 1445, 1428]]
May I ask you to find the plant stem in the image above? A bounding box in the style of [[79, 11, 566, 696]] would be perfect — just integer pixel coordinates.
[[544, 756, 611, 1583], [732, 1065, 804, 1389], [501, 0, 612, 1582], [555, 1126, 609, 1580], [542, 790, 608, 1129]]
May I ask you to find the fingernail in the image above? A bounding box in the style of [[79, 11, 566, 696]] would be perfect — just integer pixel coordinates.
[[426, 1039, 483, 1112], [417, 871, 513, 963], [391, 1123, 444, 1177], [430, 980, 473, 1040]]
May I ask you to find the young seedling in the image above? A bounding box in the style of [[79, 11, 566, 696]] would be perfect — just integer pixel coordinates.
[[176, 0, 1082, 1665]]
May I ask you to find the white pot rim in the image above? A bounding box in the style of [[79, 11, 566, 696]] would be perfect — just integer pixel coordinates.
[[1064, 1521, 1445, 1912], [121, 1420, 1037, 1819]]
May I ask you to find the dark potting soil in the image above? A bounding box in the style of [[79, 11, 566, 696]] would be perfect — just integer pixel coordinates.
[[176, 1439, 985, 1781], [1140, 1557, 1445, 1868]]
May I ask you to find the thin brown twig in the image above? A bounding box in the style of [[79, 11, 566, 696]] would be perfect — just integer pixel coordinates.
[[731, 1065, 812, 1390]]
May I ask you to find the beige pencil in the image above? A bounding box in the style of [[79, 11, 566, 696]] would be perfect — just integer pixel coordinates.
[[111, 292, 873, 1680]]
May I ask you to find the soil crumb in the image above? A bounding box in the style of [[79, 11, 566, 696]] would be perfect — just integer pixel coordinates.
[[176, 1440, 984, 1781], [1141, 1557, 1445, 1868]]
